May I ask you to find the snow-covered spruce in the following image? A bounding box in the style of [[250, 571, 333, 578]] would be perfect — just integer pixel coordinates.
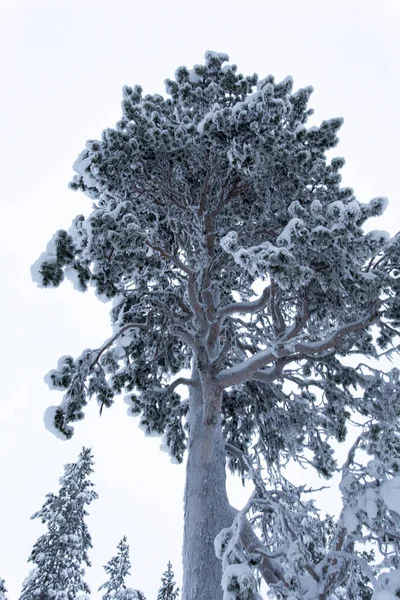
[[0, 579, 8, 600], [157, 561, 179, 600], [19, 448, 98, 600], [33, 51, 400, 599], [99, 536, 145, 600]]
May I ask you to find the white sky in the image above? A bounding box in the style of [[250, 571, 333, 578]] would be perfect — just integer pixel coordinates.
[[0, 0, 399, 598]]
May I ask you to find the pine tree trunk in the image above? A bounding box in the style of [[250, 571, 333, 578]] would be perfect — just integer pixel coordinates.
[[182, 369, 233, 600]]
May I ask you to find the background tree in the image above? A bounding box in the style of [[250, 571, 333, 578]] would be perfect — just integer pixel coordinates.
[[157, 562, 179, 600], [32, 51, 400, 599], [19, 448, 97, 600], [0, 579, 8, 600], [99, 536, 145, 600]]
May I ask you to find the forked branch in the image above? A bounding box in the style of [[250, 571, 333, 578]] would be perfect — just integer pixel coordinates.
[[218, 286, 271, 320], [217, 310, 378, 388]]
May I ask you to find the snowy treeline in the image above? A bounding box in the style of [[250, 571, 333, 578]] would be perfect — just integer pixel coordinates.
[[6, 449, 177, 600]]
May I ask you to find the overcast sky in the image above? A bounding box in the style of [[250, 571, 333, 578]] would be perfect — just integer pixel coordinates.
[[1, 0, 399, 598]]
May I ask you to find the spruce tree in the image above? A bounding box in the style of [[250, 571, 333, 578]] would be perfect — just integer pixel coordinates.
[[19, 448, 97, 600], [99, 536, 131, 600], [0, 579, 8, 600], [157, 562, 179, 600], [99, 536, 145, 600], [32, 51, 400, 599]]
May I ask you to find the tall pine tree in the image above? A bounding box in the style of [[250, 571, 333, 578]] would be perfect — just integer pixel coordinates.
[[19, 448, 97, 600], [32, 51, 400, 599], [157, 562, 179, 600], [99, 537, 145, 600]]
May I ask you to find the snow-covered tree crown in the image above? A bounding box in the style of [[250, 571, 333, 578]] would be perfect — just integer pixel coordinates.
[[157, 562, 179, 600], [99, 536, 131, 600], [33, 51, 399, 478], [19, 448, 98, 600]]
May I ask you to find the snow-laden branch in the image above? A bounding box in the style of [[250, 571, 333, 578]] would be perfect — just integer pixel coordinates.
[[91, 316, 152, 369], [217, 311, 377, 388], [217, 347, 292, 388], [252, 358, 293, 384], [217, 286, 271, 320], [227, 504, 286, 589], [161, 377, 194, 394], [294, 311, 377, 354]]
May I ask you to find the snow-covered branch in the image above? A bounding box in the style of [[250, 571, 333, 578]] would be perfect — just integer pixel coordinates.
[[91, 316, 152, 369], [164, 377, 194, 393], [217, 311, 377, 388], [218, 286, 271, 320]]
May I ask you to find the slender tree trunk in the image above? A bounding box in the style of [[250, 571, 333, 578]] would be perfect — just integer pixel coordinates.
[[182, 368, 233, 600]]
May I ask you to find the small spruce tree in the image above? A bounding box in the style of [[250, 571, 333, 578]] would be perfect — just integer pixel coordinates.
[[157, 562, 179, 600], [19, 447, 97, 600], [0, 579, 8, 600], [99, 537, 145, 600]]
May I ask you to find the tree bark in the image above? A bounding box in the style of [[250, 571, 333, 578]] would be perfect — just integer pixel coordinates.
[[182, 368, 232, 600]]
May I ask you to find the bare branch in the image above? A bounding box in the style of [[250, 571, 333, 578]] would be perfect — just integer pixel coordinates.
[[201, 264, 216, 324], [204, 213, 215, 258], [176, 294, 192, 316], [157, 181, 188, 208]]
